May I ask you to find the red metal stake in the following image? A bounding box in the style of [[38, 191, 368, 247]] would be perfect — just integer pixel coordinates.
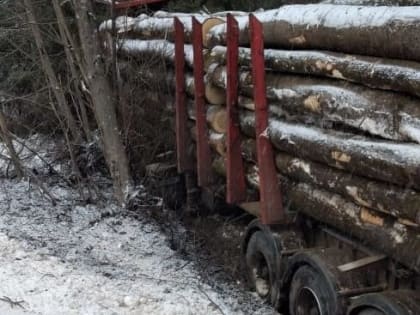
[[226, 14, 246, 204], [192, 17, 213, 187], [249, 14, 285, 224], [174, 18, 191, 173]]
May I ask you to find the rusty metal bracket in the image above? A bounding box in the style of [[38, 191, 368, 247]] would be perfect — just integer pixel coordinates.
[[249, 14, 285, 224], [226, 14, 246, 204], [192, 17, 213, 187]]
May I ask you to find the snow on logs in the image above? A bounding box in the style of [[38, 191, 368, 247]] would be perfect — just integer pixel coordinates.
[[238, 111, 420, 191], [117, 39, 196, 67], [100, 14, 224, 44], [190, 139, 420, 274], [108, 7, 420, 271], [205, 5, 420, 62], [207, 64, 420, 143], [207, 46, 420, 98]]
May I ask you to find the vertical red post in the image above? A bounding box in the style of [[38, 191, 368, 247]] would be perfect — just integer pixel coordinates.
[[226, 14, 246, 204], [249, 14, 285, 224], [192, 17, 213, 187], [174, 18, 190, 173]]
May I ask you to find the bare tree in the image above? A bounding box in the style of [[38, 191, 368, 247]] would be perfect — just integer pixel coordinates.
[[22, 0, 82, 144], [73, 0, 132, 204]]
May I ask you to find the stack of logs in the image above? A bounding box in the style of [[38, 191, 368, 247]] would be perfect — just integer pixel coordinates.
[[101, 5, 420, 273]]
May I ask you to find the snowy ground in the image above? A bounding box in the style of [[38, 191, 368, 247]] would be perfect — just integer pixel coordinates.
[[0, 137, 277, 315]]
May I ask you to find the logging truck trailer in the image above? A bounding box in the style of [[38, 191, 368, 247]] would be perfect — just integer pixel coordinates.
[[167, 14, 420, 315]]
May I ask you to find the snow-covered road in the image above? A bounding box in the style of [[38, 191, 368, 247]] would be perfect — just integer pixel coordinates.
[[0, 176, 276, 315]]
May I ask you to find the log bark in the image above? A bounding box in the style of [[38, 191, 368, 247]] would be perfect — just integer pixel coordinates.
[[208, 65, 420, 143], [190, 126, 226, 157], [286, 182, 420, 274], [184, 73, 226, 105], [206, 105, 227, 133], [112, 16, 222, 43], [208, 45, 420, 98], [204, 79, 226, 105], [238, 110, 420, 190], [276, 153, 420, 223], [152, 11, 210, 18], [205, 5, 420, 62], [192, 140, 420, 272], [117, 39, 197, 68], [187, 101, 227, 133]]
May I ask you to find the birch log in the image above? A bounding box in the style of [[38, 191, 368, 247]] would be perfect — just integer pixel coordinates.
[[276, 153, 420, 223], [201, 154, 420, 274], [286, 182, 420, 274], [132, 16, 223, 43], [117, 39, 197, 68], [208, 45, 420, 98], [208, 65, 420, 143], [190, 126, 226, 157], [101, 14, 223, 43], [239, 111, 420, 190], [212, 156, 420, 273], [187, 102, 228, 133], [205, 5, 420, 62]]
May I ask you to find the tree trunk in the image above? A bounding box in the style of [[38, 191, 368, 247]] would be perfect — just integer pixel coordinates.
[[74, 0, 131, 204], [275, 153, 420, 224], [52, 0, 91, 141], [0, 110, 23, 178], [238, 110, 420, 190], [208, 65, 420, 143], [208, 45, 420, 98], [205, 5, 420, 62], [23, 0, 81, 143]]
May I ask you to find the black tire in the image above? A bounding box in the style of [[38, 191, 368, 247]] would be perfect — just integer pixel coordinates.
[[245, 231, 277, 302], [356, 309, 385, 315], [289, 265, 337, 315]]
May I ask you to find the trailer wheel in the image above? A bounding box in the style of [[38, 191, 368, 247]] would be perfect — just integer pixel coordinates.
[[355, 309, 384, 315], [245, 231, 276, 301], [289, 265, 335, 315], [347, 291, 420, 315]]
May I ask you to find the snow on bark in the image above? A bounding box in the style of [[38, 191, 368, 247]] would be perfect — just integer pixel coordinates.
[[117, 39, 195, 67], [208, 45, 420, 98], [99, 15, 145, 33], [207, 64, 420, 143], [205, 5, 420, 61], [275, 153, 420, 223], [238, 111, 420, 190], [268, 119, 420, 189]]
